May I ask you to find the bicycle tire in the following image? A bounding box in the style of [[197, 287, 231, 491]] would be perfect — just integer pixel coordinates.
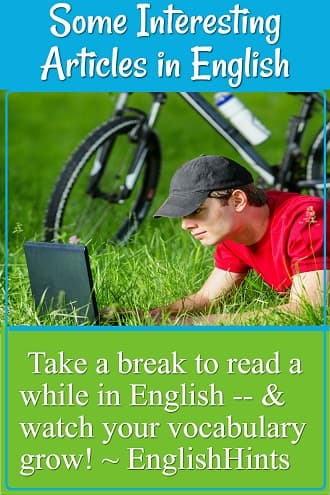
[[44, 116, 161, 245], [305, 119, 330, 199]]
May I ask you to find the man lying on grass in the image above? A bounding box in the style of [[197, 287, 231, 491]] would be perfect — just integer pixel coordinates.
[[105, 155, 329, 325]]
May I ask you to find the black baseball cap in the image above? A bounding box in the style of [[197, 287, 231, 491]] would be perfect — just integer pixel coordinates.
[[154, 155, 253, 218]]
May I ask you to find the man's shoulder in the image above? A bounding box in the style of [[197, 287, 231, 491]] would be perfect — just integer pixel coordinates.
[[266, 189, 323, 203], [266, 190, 325, 212], [266, 190, 325, 229]]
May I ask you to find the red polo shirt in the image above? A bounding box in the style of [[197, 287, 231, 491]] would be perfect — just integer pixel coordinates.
[[214, 191, 329, 292]]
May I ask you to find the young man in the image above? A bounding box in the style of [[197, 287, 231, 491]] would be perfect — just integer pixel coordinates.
[[148, 155, 329, 324]]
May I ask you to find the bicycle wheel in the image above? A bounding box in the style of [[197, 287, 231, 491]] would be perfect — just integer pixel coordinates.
[[305, 120, 330, 199], [44, 117, 161, 245]]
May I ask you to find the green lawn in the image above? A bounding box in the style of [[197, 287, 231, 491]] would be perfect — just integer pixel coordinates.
[[6, 92, 327, 326]]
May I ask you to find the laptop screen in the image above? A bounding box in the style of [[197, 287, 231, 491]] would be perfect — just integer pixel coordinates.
[[24, 242, 98, 323]]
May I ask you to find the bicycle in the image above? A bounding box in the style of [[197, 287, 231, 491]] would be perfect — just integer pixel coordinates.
[[44, 92, 330, 245]]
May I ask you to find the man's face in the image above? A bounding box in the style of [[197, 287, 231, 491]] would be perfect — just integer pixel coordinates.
[[181, 197, 237, 246]]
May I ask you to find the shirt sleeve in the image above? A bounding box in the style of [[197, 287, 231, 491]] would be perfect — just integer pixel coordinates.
[[287, 200, 328, 274], [214, 243, 250, 274]]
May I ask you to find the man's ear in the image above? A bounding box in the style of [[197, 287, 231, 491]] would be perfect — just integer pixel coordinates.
[[231, 189, 248, 212]]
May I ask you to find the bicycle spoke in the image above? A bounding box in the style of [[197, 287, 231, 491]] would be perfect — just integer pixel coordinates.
[[62, 197, 112, 240], [48, 120, 159, 245]]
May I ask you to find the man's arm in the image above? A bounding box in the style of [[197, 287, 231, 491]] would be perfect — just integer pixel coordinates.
[[100, 267, 245, 324], [245, 269, 328, 316], [150, 268, 246, 320], [289, 269, 329, 308], [180, 269, 329, 325]]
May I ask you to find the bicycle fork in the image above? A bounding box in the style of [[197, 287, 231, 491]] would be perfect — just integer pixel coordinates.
[[87, 93, 165, 203], [120, 93, 165, 201], [276, 94, 314, 191]]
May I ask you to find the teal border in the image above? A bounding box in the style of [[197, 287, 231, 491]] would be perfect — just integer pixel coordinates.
[[4, 328, 328, 492], [3, 91, 329, 492], [4, 93, 8, 329], [323, 92, 328, 325]]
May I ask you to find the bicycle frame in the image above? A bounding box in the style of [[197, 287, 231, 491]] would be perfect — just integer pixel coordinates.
[[44, 91, 329, 245], [178, 92, 275, 185], [110, 91, 327, 199]]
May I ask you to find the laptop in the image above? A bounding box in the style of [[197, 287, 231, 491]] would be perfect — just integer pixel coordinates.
[[24, 242, 99, 324]]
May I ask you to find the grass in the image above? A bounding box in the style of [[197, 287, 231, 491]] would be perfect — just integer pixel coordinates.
[[8, 222, 324, 327], [4, 92, 327, 326]]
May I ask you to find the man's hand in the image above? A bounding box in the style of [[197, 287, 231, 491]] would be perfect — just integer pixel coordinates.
[[147, 268, 245, 323]]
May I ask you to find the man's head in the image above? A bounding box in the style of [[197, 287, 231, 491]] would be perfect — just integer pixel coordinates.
[[154, 155, 255, 218], [154, 155, 268, 246]]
